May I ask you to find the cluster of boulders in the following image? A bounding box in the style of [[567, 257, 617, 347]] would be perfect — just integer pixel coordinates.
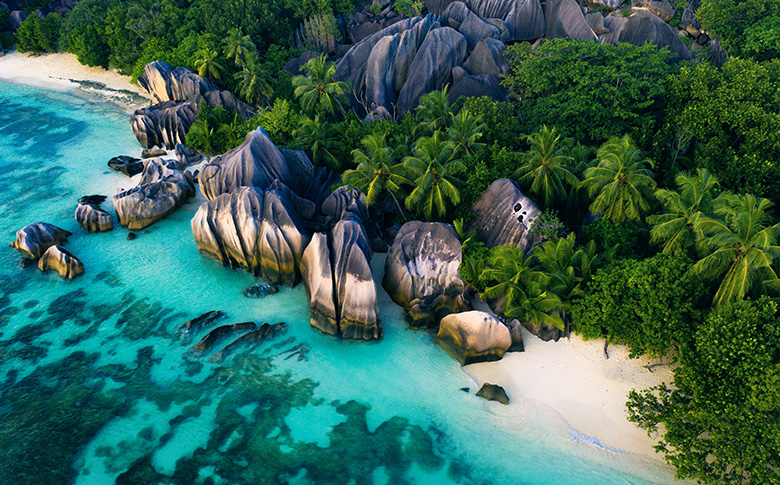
[[130, 61, 254, 150], [279, 0, 719, 119], [9, 222, 83, 278]]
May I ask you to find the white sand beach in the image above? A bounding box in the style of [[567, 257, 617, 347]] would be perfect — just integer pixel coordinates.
[[0, 51, 150, 111], [464, 328, 674, 456]]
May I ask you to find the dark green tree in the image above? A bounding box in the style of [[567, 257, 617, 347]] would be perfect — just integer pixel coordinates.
[[403, 132, 466, 221]]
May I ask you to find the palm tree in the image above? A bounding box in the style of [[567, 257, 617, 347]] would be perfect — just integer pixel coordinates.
[[512, 125, 579, 210], [648, 168, 721, 255], [414, 87, 454, 136], [582, 135, 656, 223], [234, 53, 273, 107], [194, 48, 224, 82], [403, 132, 465, 221], [224, 28, 256, 66], [293, 116, 341, 170], [480, 246, 565, 330], [342, 133, 413, 221], [186, 121, 215, 155], [292, 54, 350, 118], [447, 109, 486, 158], [692, 193, 780, 306]]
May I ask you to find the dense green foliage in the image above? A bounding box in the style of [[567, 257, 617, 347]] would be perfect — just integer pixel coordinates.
[[628, 298, 780, 483], [16, 13, 62, 54], [572, 255, 706, 357], [503, 39, 678, 148], [697, 0, 780, 60], [662, 58, 780, 200]]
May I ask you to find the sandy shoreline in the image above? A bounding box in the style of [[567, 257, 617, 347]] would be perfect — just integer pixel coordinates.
[[464, 328, 673, 457], [0, 51, 151, 112]]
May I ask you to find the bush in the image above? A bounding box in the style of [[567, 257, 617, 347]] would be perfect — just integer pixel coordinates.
[[582, 217, 639, 258]]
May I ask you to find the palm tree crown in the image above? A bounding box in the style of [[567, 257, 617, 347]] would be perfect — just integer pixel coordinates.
[[234, 52, 273, 107], [583, 135, 656, 223], [414, 86, 454, 136], [194, 48, 224, 81], [513, 125, 579, 210], [224, 28, 256, 66], [342, 132, 413, 220], [292, 54, 350, 118], [692, 193, 780, 306], [447, 109, 486, 158], [648, 168, 721, 255], [293, 116, 341, 171], [403, 132, 466, 221]]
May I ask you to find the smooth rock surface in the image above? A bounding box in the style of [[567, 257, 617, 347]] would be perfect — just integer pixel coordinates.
[[435, 311, 511, 365], [137, 61, 216, 103], [545, 0, 598, 40], [113, 159, 195, 230], [476, 383, 510, 404], [448, 74, 507, 103], [468, 178, 542, 251], [199, 128, 296, 201], [108, 156, 143, 177], [600, 10, 692, 60], [37, 245, 83, 279], [10, 222, 71, 259], [463, 38, 508, 76], [75, 201, 113, 232], [300, 232, 339, 336]]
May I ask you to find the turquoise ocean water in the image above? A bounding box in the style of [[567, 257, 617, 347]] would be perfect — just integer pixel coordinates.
[[0, 81, 675, 484]]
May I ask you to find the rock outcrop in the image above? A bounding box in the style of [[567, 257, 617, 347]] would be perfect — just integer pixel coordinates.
[[600, 9, 693, 60], [75, 196, 113, 232], [435, 311, 511, 364], [191, 186, 311, 285], [468, 178, 542, 252], [463, 38, 508, 76], [131, 61, 253, 149], [108, 156, 144, 177], [113, 158, 195, 230], [37, 245, 83, 279], [10, 222, 71, 259], [198, 128, 297, 201], [301, 217, 382, 340], [476, 383, 510, 404], [545, 0, 598, 40], [175, 143, 203, 166], [383, 222, 469, 328]]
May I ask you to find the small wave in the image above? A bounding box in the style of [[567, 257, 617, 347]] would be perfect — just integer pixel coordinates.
[[569, 428, 626, 454]]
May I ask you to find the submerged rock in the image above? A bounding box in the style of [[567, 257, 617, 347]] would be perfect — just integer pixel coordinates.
[[108, 156, 144, 177], [383, 221, 469, 328], [468, 178, 542, 252], [10, 222, 71, 259], [242, 283, 279, 299], [210, 322, 288, 362], [435, 311, 511, 365], [175, 310, 225, 343], [198, 128, 297, 201], [113, 158, 195, 230], [187, 322, 257, 357], [191, 186, 310, 285], [37, 245, 83, 279], [476, 383, 509, 404]]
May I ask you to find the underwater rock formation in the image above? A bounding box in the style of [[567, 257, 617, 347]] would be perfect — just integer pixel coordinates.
[[191, 186, 311, 286], [198, 128, 298, 201], [468, 178, 542, 252], [383, 221, 469, 328], [37, 245, 83, 279], [113, 158, 195, 230], [10, 222, 71, 260], [435, 311, 511, 364]]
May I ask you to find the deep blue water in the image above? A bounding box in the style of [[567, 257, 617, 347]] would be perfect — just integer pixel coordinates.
[[0, 81, 676, 484]]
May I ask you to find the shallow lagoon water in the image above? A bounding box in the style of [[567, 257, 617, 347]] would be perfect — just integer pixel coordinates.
[[0, 81, 675, 484]]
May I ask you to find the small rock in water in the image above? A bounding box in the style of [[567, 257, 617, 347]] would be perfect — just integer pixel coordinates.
[[127, 232, 137, 240], [476, 383, 509, 405], [459, 387, 470, 393], [242, 283, 279, 299], [19, 258, 36, 268], [79, 195, 107, 205]]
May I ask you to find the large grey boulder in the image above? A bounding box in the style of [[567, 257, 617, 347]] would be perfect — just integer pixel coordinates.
[[601, 10, 692, 61], [464, 38, 508, 76], [131, 100, 198, 150], [425, 0, 457, 15], [383, 222, 470, 328], [38, 245, 83, 279], [75, 199, 113, 232], [632, 0, 675, 21], [586, 0, 624, 9], [468, 178, 542, 251], [505, 0, 546, 41], [448, 74, 507, 103], [435, 311, 511, 364], [10, 222, 71, 260], [175, 143, 203, 166], [545, 0, 598, 40], [300, 232, 338, 335], [198, 128, 297, 201], [191, 186, 310, 285], [113, 159, 195, 230], [465, 0, 515, 18], [459, 9, 502, 49], [331, 218, 382, 340], [397, 27, 468, 116], [137, 61, 215, 103]]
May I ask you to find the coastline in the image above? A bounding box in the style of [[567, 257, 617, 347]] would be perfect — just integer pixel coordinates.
[[463, 328, 673, 457], [0, 51, 150, 113]]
